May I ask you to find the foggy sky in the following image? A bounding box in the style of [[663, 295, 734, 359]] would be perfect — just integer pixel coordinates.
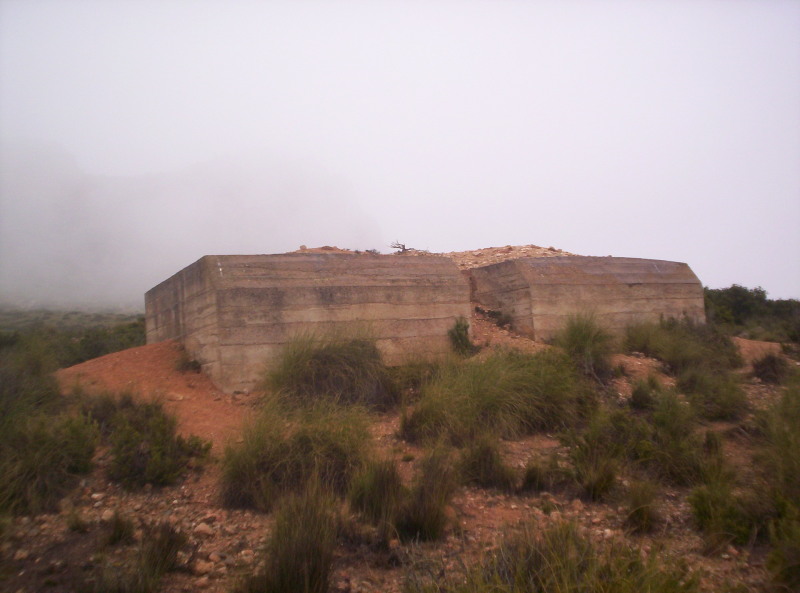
[[1, 0, 798, 308]]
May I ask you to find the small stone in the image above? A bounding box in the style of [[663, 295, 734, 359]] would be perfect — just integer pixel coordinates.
[[193, 560, 213, 575], [90, 493, 105, 502], [101, 510, 115, 522], [13, 549, 29, 561], [208, 552, 222, 563], [195, 576, 211, 588], [603, 529, 614, 539], [199, 513, 217, 524], [194, 522, 215, 537]]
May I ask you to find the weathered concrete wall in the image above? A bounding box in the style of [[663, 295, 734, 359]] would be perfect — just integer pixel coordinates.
[[146, 253, 472, 393], [470, 256, 706, 341]]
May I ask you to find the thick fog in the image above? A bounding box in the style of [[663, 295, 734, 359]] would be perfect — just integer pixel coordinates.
[[1, 0, 799, 309]]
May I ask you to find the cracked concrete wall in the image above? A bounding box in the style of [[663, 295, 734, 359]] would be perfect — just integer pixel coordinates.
[[470, 256, 706, 341], [146, 253, 472, 393]]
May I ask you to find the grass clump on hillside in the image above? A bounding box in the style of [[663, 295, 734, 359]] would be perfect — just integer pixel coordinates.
[[755, 381, 800, 588], [221, 399, 372, 512], [349, 458, 406, 541], [553, 312, 615, 381], [751, 352, 791, 384], [458, 435, 517, 492], [235, 482, 338, 593], [0, 336, 98, 515], [397, 446, 459, 542], [624, 320, 747, 420], [401, 349, 588, 445], [266, 332, 398, 410], [80, 391, 210, 489], [405, 520, 699, 593], [106, 399, 210, 488]]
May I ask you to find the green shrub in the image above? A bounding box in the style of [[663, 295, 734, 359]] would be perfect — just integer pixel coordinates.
[[436, 520, 699, 593], [648, 392, 706, 485], [87, 521, 187, 593], [689, 475, 757, 550], [266, 333, 398, 409], [752, 352, 791, 384], [235, 482, 338, 593], [401, 349, 586, 444], [397, 447, 458, 541], [756, 383, 800, 514], [519, 454, 570, 494], [677, 368, 748, 421], [554, 312, 615, 380], [564, 412, 621, 501], [630, 375, 662, 411], [448, 316, 480, 357], [105, 509, 135, 546], [108, 399, 210, 488], [349, 458, 406, 534], [0, 412, 98, 515], [624, 320, 742, 375], [625, 480, 661, 534], [221, 401, 372, 512], [767, 507, 800, 591], [459, 435, 517, 491]]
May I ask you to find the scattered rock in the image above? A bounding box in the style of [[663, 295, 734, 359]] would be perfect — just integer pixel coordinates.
[[194, 522, 215, 537]]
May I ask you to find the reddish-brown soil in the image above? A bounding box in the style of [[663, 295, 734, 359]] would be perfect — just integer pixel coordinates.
[[1, 301, 793, 592], [56, 340, 252, 453]]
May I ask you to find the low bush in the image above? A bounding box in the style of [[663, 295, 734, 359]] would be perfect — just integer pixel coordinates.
[[266, 333, 398, 409], [349, 458, 406, 535], [459, 435, 517, 491], [519, 454, 570, 494], [0, 412, 98, 515], [677, 368, 748, 421], [767, 507, 800, 592], [221, 401, 372, 512], [235, 482, 338, 593], [752, 352, 791, 384], [624, 320, 742, 376], [397, 447, 458, 541], [629, 375, 662, 411], [419, 520, 699, 593], [553, 312, 615, 381], [401, 349, 587, 444], [625, 479, 661, 534], [689, 475, 758, 550], [564, 411, 622, 501], [448, 316, 480, 357], [107, 399, 210, 488], [87, 521, 187, 593], [756, 383, 800, 509]]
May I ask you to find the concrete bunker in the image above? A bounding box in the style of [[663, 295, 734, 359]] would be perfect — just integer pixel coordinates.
[[470, 256, 706, 341], [145, 253, 472, 393]]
